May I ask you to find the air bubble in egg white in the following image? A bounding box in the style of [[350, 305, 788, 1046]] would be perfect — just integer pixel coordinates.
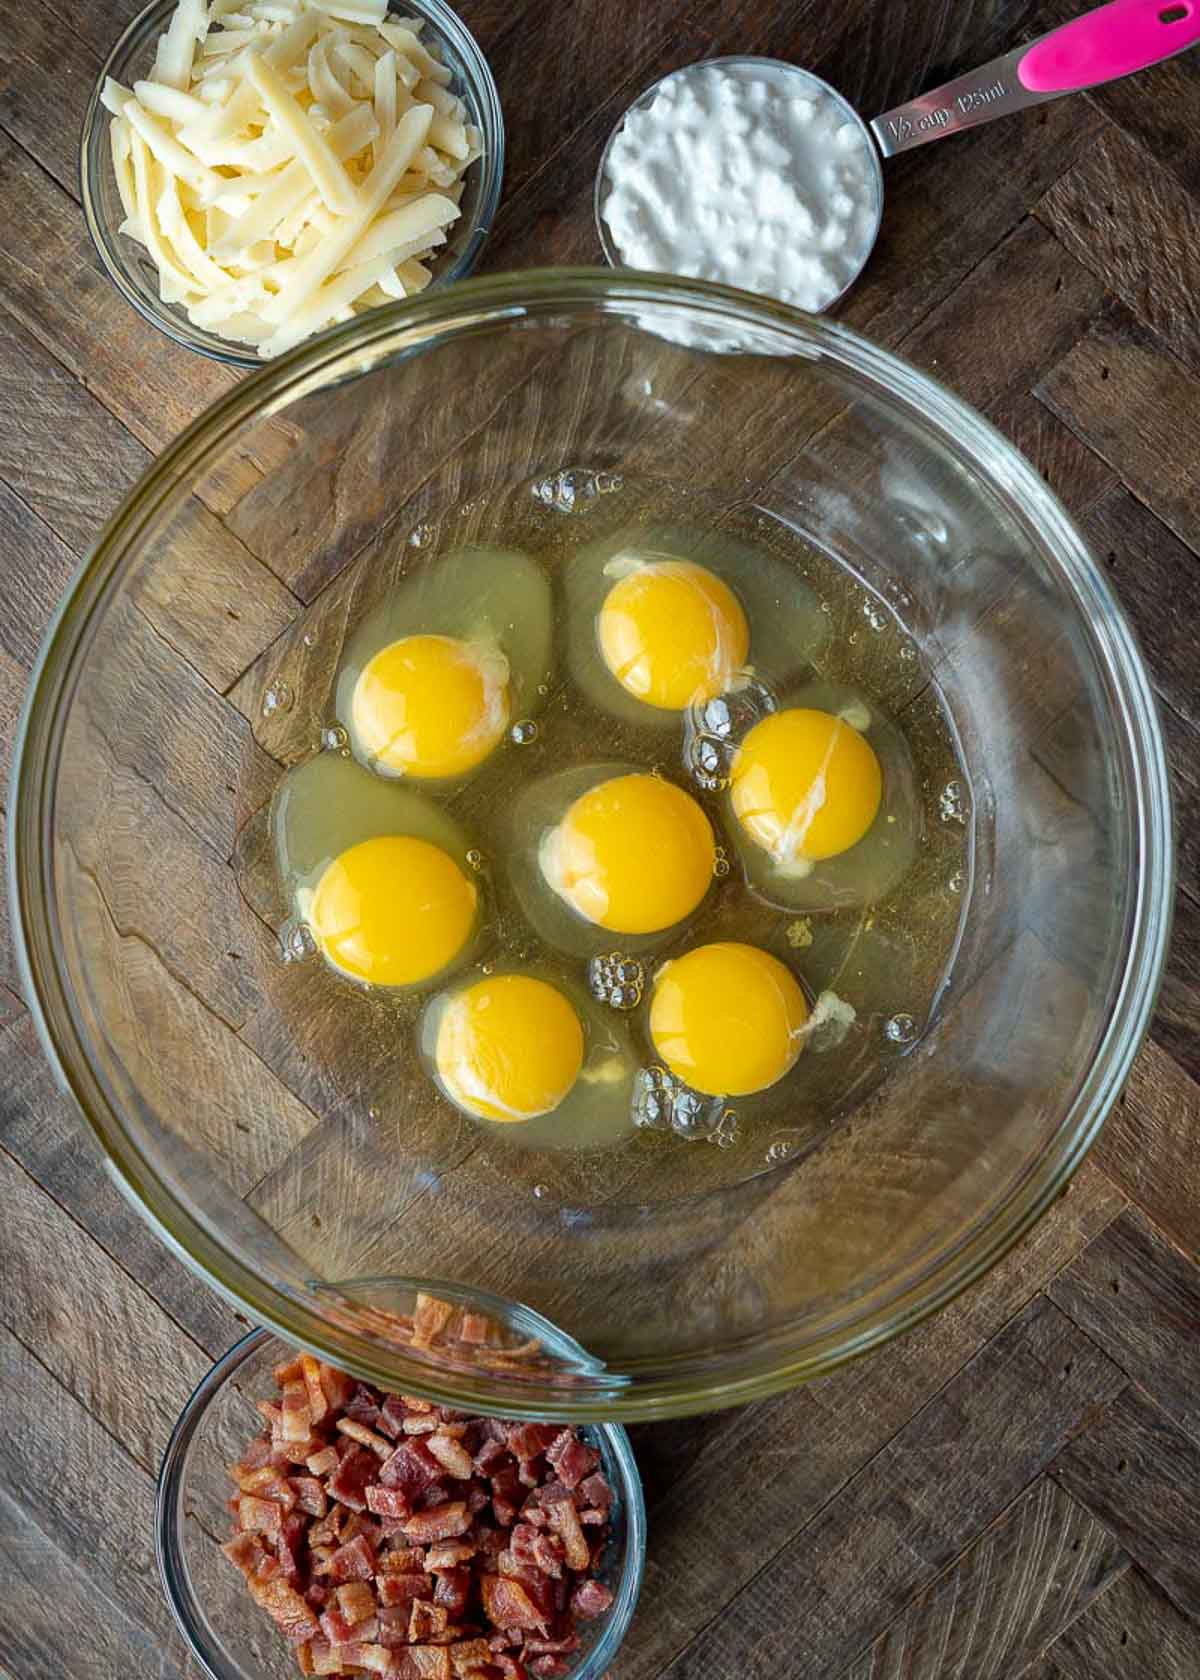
[[632, 1064, 727, 1141], [939, 779, 970, 826], [262, 680, 293, 718], [588, 952, 645, 1011], [884, 1012, 918, 1046], [511, 720, 538, 745]]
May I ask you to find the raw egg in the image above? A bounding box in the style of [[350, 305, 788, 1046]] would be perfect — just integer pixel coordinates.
[[723, 682, 920, 911], [336, 546, 553, 785], [649, 942, 809, 1097], [564, 524, 827, 726], [273, 751, 480, 989], [421, 970, 637, 1149], [508, 764, 717, 956]]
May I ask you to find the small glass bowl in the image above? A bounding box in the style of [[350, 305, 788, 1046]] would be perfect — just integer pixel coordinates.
[[157, 1323, 647, 1680], [80, 0, 505, 367], [593, 56, 884, 314]]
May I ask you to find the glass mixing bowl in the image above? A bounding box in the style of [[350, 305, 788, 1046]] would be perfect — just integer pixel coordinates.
[[79, 0, 505, 366], [158, 1320, 645, 1680], [8, 270, 1172, 1419]]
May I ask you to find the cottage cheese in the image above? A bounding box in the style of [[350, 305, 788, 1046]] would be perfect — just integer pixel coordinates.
[[601, 61, 880, 314]]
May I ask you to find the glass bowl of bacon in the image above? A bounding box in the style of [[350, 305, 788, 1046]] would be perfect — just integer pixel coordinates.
[[156, 1321, 645, 1680]]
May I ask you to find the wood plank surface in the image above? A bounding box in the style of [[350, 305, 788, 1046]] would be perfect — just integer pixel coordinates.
[[2, 2, 1199, 1680]]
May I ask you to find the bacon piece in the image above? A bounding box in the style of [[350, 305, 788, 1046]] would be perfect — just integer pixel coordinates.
[[318, 1363, 356, 1412], [380, 1439, 442, 1495], [222, 1532, 268, 1576], [256, 1399, 283, 1431], [298, 1354, 330, 1427], [481, 1576, 548, 1633], [274, 1355, 306, 1385], [524, 1631, 580, 1657], [328, 1533, 377, 1583], [306, 1446, 340, 1477], [280, 1379, 313, 1443], [336, 1581, 377, 1625], [366, 1484, 411, 1520], [406, 1648, 453, 1680], [492, 1657, 529, 1680], [290, 1476, 328, 1517], [510, 1523, 564, 1580], [339, 1417, 393, 1456], [544, 1432, 599, 1491], [572, 1578, 613, 1620], [427, 1433, 475, 1479], [506, 1425, 558, 1463], [310, 1545, 336, 1578], [449, 1638, 494, 1675], [345, 1383, 383, 1425], [309, 1638, 344, 1676], [319, 1603, 358, 1647], [277, 1511, 308, 1581], [401, 1502, 470, 1544], [409, 1599, 450, 1642], [237, 1435, 274, 1472], [413, 1292, 455, 1347], [378, 1395, 409, 1439], [335, 1641, 394, 1673], [377, 1572, 433, 1607], [328, 1445, 377, 1512], [473, 1439, 509, 1477], [495, 1557, 555, 1621], [379, 1545, 426, 1573], [576, 1473, 611, 1512], [247, 1572, 321, 1645], [433, 1568, 473, 1621], [541, 1499, 589, 1572], [236, 1465, 298, 1508], [238, 1493, 282, 1537], [529, 1658, 570, 1679], [425, 1541, 475, 1570], [489, 1467, 522, 1528], [403, 1413, 441, 1435]]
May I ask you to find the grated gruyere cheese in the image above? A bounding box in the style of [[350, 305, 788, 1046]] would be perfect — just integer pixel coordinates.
[[103, 0, 481, 355]]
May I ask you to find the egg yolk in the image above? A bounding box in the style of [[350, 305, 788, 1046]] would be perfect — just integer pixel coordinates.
[[351, 633, 509, 780], [597, 559, 750, 711], [730, 708, 883, 867], [307, 834, 477, 987], [649, 942, 809, 1097], [541, 773, 715, 935], [434, 975, 585, 1122]]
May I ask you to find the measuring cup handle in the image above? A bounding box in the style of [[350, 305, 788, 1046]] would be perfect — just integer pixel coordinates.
[[870, 0, 1200, 157]]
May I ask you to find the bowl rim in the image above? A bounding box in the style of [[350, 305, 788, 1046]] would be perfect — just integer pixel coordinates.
[[7, 267, 1175, 1419], [78, 0, 506, 368], [156, 1320, 647, 1680]]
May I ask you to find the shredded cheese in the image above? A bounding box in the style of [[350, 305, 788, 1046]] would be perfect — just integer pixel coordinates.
[[104, 0, 480, 355]]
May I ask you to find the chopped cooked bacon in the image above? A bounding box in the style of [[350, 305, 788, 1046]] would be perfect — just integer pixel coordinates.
[[306, 1446, 340, 1477], [366, 1484, 411, 1520], [510, 1524, 564, 1580], [378, 1545, 426, 1572], [380, 1439, 442, 1496], [524, 1632, 579, 1657], [223, 1532, 268, 1575], [473, 1439, 509, 1476], [328, 1446, 377, 1512], [275, 1356, 306, 1385], [433, 1565, 473, 1618], [544, 1432, 599, 1491], [335, 1581, 377, 1625], [402, 1502, 471, 1544], [457, 1313, 492, 1346], [449, 1638, 494, 1675], [481, 1576, 548, 1633], [410, 1599, 451, 1642], [225, 1362, 616, 1680], [542, 1500, 589, 1572], [489, 1467, 522, 1528], [281, 1380, 314, 1443], [318, 1364, 356, 1413], [239, 1493, 283, 1536], [571, 1578, 613, 1620], [377, 1572, 433, 1607], [338, 1417, 394, 1457], [427, 1433, 476, 1479], [328, 1533, 377, 1583], [237, 1465, 298, 1507], [248, 1573, 321, 1645], [290, 1476, 328, 1517], [426, 1541, 476, 1570], [413, 1293, 455, 1347]]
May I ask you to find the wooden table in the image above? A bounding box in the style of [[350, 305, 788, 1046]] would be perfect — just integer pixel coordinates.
[[1, 3, 1198, 1677]]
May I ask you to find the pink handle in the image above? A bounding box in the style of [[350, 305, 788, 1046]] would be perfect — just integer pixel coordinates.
[[1019, 0, 1200, 92]]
